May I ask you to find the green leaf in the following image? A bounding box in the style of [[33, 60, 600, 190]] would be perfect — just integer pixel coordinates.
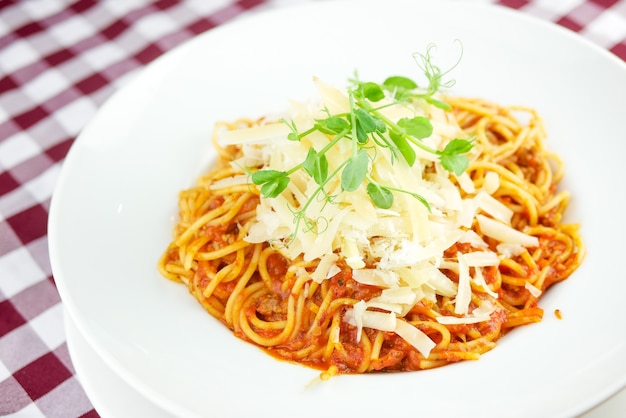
[[439, 154, 469, 176], [353, 108, 381, 144], [374, 117, 387, 133], [341, 149, 369, 191], [441, 138, 474, 155], [383, 76, 418, 102], [438, 139, 473, 175], [389, 130, 416, 166], [260, 176, 290, 197], [383, 76, 418, 90], [251, 170, 290, 197], [355, 123, 368, 143], [302, 148, 328, 185], [317, 116, 349, 134], [360, 82, 385, 102], [367, 183, 394, 209], [251, 169, 286, 184], [425, 96, 451, 110], [398, 116, 433, 139], [355, 109, 378, 134]]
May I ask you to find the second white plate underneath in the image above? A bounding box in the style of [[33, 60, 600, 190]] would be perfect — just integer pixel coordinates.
[[64, 310, 174, 418]]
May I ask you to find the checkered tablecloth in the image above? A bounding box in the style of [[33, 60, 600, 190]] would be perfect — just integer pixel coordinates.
[[1, 0, 625, 417]]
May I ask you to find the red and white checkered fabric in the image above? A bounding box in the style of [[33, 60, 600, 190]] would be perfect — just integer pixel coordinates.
[[1, 0, 625, 416]]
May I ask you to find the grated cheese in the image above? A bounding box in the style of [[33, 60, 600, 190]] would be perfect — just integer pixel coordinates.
[[454, 252, 472, 315], [525, 282, 542, 298], [474, 191, 514, 224], [352, 269, 399, 288], [214, 78, 541, 356], [219, 122, 291, 146], [437, 301, 496, 325], [476, 214, 539, 247], [394, 320, 436, 357], [456, 171, 476, 194], [310, 253, 339, 284], [496, 243, 526, 258], [472, 266, 499, 298], [461, 251, 500, 267], [351, 300, 367, 342], [346, 305, 397, 341], [209, 174, 251, 190], [458, 230, 489, 249], [482, 171, 500, 194]]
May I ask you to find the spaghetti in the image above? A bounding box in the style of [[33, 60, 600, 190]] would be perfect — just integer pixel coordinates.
[[158, 82, 584, 376]]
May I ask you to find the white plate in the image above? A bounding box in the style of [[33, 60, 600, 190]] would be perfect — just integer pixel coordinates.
[[49, 1, 626, 417], [64, 310, 174, 418], [63, 306, 626, 418]]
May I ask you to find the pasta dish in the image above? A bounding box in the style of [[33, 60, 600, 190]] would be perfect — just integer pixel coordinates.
[[158, 53, 584, 377]]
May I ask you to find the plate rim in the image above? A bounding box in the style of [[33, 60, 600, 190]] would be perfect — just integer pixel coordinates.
[[48, 1, 626, 417]]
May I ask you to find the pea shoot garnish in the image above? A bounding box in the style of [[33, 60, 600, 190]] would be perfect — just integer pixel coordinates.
[[250, 44, 473, 242]]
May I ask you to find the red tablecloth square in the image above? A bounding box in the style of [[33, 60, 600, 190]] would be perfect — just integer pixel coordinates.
[[13, 351, 73, 401]]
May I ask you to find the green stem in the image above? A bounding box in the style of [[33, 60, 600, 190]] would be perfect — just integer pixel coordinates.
[[297, 126, 318, 139], [285, 124, 350, 177], [355, 97, 439, 156], [289, 159, 350, 240], [319, 128, 350, 155], [348, 91, 359, 157]]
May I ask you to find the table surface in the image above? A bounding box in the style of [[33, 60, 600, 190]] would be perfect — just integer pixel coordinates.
[[1, 1, 626, 417]]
